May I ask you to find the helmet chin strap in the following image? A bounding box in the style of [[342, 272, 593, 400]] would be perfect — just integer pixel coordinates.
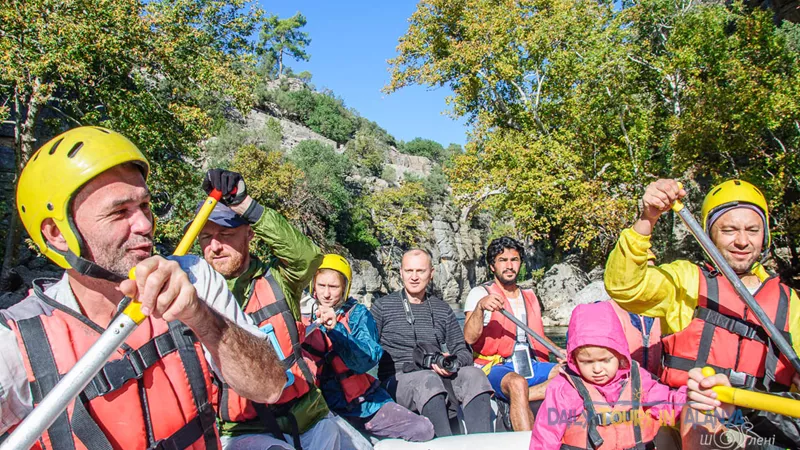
[[60, 213, 128, 283], [64, 249, 127, 283]]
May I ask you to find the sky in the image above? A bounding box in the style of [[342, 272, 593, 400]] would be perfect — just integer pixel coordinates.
[[259, 1, 469, 148]]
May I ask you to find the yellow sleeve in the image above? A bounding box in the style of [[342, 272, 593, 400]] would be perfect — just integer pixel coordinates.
[[603, 228, 700, 334], [788, 290, 800, 357]]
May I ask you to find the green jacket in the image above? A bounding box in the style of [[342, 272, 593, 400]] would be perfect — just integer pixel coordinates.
[[220, 207, 327, 436]]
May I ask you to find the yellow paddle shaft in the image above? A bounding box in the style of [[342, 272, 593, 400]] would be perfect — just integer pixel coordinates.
[[122, 190, 222, 324], [701, 367, 800, 419]]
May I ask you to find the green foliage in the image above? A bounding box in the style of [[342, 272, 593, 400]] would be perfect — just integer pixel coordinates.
[[1, 0, 264, 258], [778, 21, 800, 54], [205, 120, 282, 169], [282, 89, 318, 122], [389, 0, 800, 266], [256, 13, 310, 77], [258, 86, 354, 144], [266, 117, 283, 139], [339, 199, 380, 258], [305, 92, 355, 144], [290, 140, 351, 216], [353, 116, 397, 146], [421, 165, 449, 202], [399, 137, 450, 163], [345, 129, 390, 176], [364, 181, 429, 249], [516, 263, 529, 283], [381, 166, 398, 183], [232, 145, 302, 217]]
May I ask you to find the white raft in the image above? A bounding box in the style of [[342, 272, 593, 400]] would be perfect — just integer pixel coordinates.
[[374, 431, 532, 450]]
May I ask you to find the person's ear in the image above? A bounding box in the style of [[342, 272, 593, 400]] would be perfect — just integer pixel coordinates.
[[41, 219, 69, 252], [246, 225, 255, 242]]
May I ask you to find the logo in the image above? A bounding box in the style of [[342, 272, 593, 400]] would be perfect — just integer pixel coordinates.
[[685, 409, 779, 449]]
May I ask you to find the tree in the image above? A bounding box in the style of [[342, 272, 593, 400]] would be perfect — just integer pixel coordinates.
[[388, 0, 800, 268], [305, 92, 355, 144], [290, 140, 351, 220], [399, 137, 449, 163], [345, 129, 390, 176], [0, 0, 261, 279], [230, 144, 333, 252], [256, 13, 311, 77], [364, 181, 429, 268]]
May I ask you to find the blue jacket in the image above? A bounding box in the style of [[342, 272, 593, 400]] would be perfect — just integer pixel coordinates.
[[311, 298, 393, 417]]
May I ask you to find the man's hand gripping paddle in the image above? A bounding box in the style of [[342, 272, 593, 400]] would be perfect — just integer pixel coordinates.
[[670, 183, 800, 377], [700, 367, 800, 419], [1, 190, 223, 450]]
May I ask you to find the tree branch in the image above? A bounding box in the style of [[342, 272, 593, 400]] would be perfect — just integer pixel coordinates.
[[459, 187, 506, 222]]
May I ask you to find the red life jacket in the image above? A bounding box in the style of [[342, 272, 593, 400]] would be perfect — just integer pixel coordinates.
[[3, 281, 219, 450], [215, 274, 317, 423], [472, 282, 549, 364], [560, 362, 660, 450], [661, 266, 796, 391], [608, 301, 662, 376], [301, 303, 377, 407]]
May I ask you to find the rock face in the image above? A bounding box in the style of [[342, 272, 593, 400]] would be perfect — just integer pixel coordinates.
[[384, 147, 432, 179], [537, 263, 589, 314], [244, 110, 338, 152], [349, 259, 384, 308], [346, 205, 491, 307], [547, 280, 611, 326]]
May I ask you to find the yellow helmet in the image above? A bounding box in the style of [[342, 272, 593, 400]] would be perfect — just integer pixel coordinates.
[[311, 254, 353, 303], [16, 126, 149, 270], [700, 179, 770, 250]]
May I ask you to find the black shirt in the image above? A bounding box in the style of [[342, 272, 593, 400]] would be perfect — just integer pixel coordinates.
[[370, 290, 473, 380]]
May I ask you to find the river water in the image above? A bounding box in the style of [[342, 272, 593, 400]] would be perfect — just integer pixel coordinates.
[[544, 326, 567, 349]]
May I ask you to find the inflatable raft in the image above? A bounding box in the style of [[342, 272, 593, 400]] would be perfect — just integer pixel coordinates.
[[374, 431, 532, 449]]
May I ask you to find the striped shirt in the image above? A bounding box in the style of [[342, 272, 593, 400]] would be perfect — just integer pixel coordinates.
[[371, 290, 474, 381]]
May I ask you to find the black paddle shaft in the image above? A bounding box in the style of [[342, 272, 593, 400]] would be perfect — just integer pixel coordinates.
[[499, 309, 566, 360]]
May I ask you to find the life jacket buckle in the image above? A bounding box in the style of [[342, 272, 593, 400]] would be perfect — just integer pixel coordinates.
[[98, 355, 144, 394], [728, 370, 751, 388], [597, 409, 632, 426]]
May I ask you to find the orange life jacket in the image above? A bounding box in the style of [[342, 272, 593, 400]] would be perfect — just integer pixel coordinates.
[[215, 274, 317, 423], [472, 282, 549, 364], [661, 266, 796, 391], [3, 281, 219, 450], [560, 361, 660, 450], [609, 301, 662, 376], [301, 303, 377, 408]]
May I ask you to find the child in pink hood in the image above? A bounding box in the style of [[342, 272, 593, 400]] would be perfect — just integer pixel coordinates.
[[529, 302, 686, 450]]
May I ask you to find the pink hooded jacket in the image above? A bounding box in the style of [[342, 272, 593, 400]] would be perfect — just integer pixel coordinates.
[[529, 302, 686, 450]]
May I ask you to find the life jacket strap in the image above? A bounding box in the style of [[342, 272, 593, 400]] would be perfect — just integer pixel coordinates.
[[80, 331, 185, 401]]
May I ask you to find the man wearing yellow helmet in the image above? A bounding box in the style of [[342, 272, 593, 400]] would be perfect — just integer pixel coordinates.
[[604, 178, 800, 448], [302, 254, 434, 442], [0, 127, 287, 449]]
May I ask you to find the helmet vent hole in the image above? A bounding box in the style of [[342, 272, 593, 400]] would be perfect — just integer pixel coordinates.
[[46, 203, 54, 211], [48, 138, 64, 155], [94, 127, 110, 134], [67, 142, 84, 158], [20, 206, 25, 213]]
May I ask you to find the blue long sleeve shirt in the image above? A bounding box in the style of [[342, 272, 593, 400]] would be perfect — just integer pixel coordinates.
[[311, 298, 393, 417]]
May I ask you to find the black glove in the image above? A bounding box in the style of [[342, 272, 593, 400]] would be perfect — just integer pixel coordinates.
[[203, 169, 247, 206]]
